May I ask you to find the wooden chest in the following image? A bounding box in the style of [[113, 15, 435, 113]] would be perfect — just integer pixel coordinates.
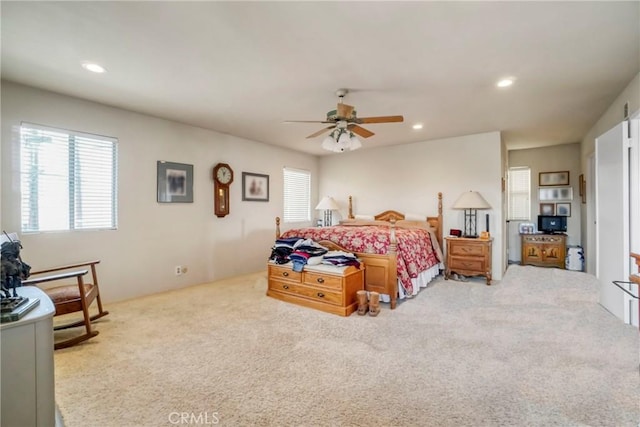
[[267, 263, 365, 316]]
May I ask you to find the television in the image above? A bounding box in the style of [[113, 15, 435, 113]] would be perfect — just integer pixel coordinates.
[[538, 215, 567, 234]]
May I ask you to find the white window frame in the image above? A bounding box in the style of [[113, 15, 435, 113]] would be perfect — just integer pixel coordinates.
[[283, 167, 311, 223], [20, 122, 118, 233], [507, 166, 531, 221]]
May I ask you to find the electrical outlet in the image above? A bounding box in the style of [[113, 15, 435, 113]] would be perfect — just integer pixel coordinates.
[[181, 266, 188, 274], [175, 266, 182, 276]]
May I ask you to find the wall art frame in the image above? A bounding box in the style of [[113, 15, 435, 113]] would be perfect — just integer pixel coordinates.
[[157, 161, 194, 203], [539, 171, 570, 186], [242, 172, 269, 202], [539, 187, 573, 201], [540, 203, 555, 216], [556, 202, 571, 217]]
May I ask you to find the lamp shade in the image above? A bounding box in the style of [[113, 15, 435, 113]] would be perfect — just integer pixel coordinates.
[[452, 191, 491, 210], [315, 196, 339, 211]]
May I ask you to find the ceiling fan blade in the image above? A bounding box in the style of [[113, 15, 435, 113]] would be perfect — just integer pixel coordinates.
[[284, 120, 334, 124], [348, 124, 375, 138], [357, 115, 404, 124], [306, 126, 335, 139], [337, 103, 355, 119]]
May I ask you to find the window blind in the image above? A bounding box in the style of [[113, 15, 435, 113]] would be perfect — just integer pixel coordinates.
[[507, 166, 530, 221], [283, 167, 310, 223], [20, 123, 118, 233]]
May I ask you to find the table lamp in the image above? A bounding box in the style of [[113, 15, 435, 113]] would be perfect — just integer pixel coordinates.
[[315, 196, 339, 227], [452, 191, 491, 238]]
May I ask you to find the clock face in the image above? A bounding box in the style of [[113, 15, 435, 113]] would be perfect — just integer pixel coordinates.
[[216, 166, 232, 184]]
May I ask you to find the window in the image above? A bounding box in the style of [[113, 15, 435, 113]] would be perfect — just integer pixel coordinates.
[[20, 123, 118, 233], [507, 166, 530, 221], [283, 167, 310, 223]]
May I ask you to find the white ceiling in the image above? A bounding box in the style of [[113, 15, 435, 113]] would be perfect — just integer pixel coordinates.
[[2, 1, 639, 156]]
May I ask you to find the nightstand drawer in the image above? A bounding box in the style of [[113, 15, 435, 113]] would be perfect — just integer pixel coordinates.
[[303, 271, 343, 290], [449, 257, 485, 271], [449, 243, 485, 257]]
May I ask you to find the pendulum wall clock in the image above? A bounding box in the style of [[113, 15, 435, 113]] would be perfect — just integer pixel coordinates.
[[213, 163, 233, 217]]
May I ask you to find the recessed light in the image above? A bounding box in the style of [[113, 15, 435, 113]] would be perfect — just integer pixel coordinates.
[[81, 62, 106, 73], [497, 78, 514, 88], [412, 124, 423, 130]]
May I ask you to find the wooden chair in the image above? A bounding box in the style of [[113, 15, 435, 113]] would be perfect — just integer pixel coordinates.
[[22, 260, 109, 349]]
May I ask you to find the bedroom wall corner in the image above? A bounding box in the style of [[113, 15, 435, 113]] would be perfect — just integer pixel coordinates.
[[318, 131, 504, 281]]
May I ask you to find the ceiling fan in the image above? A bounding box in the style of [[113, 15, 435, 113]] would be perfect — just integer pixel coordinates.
[[285, 89, 404, 140]]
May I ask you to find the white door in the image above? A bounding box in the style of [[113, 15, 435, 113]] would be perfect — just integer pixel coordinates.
[[629, 115, 640, 326], [595, 122, 630, 323]]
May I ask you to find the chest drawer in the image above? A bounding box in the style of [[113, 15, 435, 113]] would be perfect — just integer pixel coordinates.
[[303, 271, 343, 290], [270, 281, 342, 306], [268, 265, 302, 283]]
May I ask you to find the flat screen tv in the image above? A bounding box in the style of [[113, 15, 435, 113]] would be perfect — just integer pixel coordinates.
[[538, 215, 567, 234]]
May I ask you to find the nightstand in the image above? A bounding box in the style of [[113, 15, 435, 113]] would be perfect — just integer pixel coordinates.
[[445, 237, 492, 285]]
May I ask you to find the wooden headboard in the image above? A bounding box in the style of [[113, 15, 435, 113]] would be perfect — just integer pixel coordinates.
[[345, 192, 443, 251]]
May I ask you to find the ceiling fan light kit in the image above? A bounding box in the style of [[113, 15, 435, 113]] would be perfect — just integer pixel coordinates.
[[321, 128, 362, 152], [286, 88, 404, 153]]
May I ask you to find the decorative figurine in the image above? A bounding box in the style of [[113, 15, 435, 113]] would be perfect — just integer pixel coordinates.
[[1, 231, 33, 318]]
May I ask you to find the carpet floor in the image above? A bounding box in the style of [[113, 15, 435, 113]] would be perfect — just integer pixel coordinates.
[[53, 265, 639, 426]]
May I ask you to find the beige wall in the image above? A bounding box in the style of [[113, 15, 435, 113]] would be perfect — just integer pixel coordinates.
[[1, 81, 319, 302], [317, 131, 505, 281], [508, 143, 582, 262]]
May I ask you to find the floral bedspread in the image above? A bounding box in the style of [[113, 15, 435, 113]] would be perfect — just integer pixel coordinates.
[[280, 225, 440, 294]]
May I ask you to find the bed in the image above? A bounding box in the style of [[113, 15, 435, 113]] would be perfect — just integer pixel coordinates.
[[274, 192, 444, 309]]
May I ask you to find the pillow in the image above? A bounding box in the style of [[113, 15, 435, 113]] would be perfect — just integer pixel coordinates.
[[354, 214, 375, 221], [404, 213, 426, 221]]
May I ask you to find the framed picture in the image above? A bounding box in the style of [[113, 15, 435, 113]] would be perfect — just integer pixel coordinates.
[[539, 171, 570, 186], [556, 202, 571, 217], [540, 203, 555, 215], [578, 174, 584, 196], [580, 174, 586, 204], [242, 172, 269, 202], [157, 161, 193, 203], [539, 187, 573, 201]]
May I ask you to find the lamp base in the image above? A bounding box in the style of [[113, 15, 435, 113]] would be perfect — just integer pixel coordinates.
[[462, 234, 478, 239]]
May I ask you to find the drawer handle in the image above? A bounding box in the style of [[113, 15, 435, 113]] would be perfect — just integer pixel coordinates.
[[316, 277, 325, 283], [317, 292, 325, 298], [282, 272, 289, 277], [282, 285, 289, 290]]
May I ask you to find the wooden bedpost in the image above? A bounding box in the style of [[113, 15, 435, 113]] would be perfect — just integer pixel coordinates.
[[275, 217, 281, 239], [348, 196, 354, 219], [437, 192, 443, 250], [388, 219, 399, 309]]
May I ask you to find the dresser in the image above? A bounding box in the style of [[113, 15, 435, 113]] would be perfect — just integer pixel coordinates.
[[521, 233, 566, 269], [445, 237, 492, 285], [267, 262, 364, 316]]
